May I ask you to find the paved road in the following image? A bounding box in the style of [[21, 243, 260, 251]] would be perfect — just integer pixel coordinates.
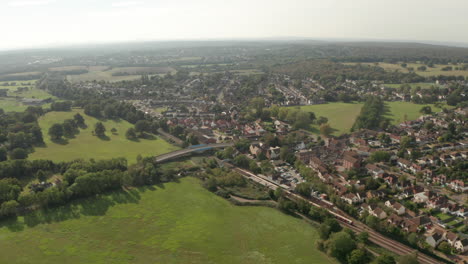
[[225, 163, 444, 264], [154, 143, 234, 163]]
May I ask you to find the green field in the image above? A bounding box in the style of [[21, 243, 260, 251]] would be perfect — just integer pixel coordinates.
[[384, 101, 446, 124], [298, 102, 364, 135], [383, 83, 441, 90], [29, 109, 179, 163], [0, 98, 29, 112], [0, 177, 333, 264], [0, 80, 56, 112], [345, 62, 468, 77], [296, 101, 446, 135], [66, 66, 175, 83]]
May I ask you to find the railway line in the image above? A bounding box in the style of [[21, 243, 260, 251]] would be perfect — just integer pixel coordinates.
[[228, 163, 444, 264]]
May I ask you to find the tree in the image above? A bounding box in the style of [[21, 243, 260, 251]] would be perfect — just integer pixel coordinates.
[[369, 151, 391, 163], [419, 106, 432, 115], [36, 170, 47, 182], [372, 254, 396, 264], [317, 116, 329, 125], [398, 254, 419, 264], [62, 120, 76, 138], [10, 148, 28, 159], [48, 123, 64, 140], [94, 122, 106, 137], [0, 147, 7, 162], [347, 249, 370, 264], [407, 233, 419, 246], [357, 231, 369, 244], [73, 113, 85, 127], [320, 123, 333, 137], [135, 120, 151, 133], [437, 241, 451, 255], [125, 128, 137, 140], [0, 200, 19, 217], [326, 231, 356, 262]]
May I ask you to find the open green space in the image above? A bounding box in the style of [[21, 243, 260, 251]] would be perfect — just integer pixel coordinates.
[[0, 177, 333, 264], [296, 101, 448, 135], [297, 102, 364, 135], [383, 83, 441, 90], [66, 66, 175, 83], [344, 62, 468, 77], [29, 109, 179, 163], [0, 98, 29, 112], [384, 101, 447, 124], [0, 80, 56, 112]]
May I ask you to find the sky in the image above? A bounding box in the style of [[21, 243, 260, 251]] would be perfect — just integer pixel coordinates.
[[1, 0, 468, 50]]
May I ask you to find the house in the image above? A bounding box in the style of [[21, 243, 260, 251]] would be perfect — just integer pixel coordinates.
[[397, 158, 412, 171], [342, 193, 361, 204], [402, 216, 431, 232], [445, 231, 459, 246], [310, 156, 326, 169], [413, 192, 430, 204], [370, 207, 387, 219], [425, 229, 445, 248], [454, 239, 468, 253], [295, 150, 313, 163], [449, 180, 468, 193], [249, 143, 265, 157], [365, 164, 384, 177], [387, 214, 404, 226], [266, 146, 281, 160], [385, 200, 406, 215], [342, 152, 361, 169]]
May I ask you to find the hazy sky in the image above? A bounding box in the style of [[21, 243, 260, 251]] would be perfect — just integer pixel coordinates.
[[1, 0, 468, 50]]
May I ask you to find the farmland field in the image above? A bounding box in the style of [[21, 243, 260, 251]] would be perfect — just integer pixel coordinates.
[[344, 62, 468, 77], [29, 109, 179, 163], [0, 177, 334, 264], [66, 66, 175, 83]]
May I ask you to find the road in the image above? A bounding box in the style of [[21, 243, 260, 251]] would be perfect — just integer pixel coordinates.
[[154, 143, 234, 163], [226, 163, 445, 264]]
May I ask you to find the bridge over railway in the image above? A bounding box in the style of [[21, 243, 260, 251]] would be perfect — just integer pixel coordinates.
[[154, 143, 234, 163]]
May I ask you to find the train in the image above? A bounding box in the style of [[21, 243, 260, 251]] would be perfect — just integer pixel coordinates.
[[328, 210, 354, 225]]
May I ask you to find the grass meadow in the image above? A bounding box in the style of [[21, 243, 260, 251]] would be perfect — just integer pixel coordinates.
[[296, 101, 447, 135], [29, 109, 179, 163], [0, 177, 334, 264]]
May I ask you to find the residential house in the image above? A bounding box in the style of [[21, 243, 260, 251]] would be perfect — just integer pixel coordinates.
[[454, 239, 468, 253], [266, 146, 281, 160], [366, 164, 384, 177], [342, 152, 361, 169], [445, 231, 459, 246], [385, 200, 406, 215], [387, 214, 404, 226], [425, 229, 446, 248], [370, 207, 388, 219], [342, 193, 361, 204]]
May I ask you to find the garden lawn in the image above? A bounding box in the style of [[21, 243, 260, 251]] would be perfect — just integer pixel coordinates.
[[0, 177, 334, 264], [29, 109, 179, 163], [298, 102, 363, 135]]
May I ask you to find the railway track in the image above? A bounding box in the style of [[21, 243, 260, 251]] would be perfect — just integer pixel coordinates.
[[228, 164, 445, 264]]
